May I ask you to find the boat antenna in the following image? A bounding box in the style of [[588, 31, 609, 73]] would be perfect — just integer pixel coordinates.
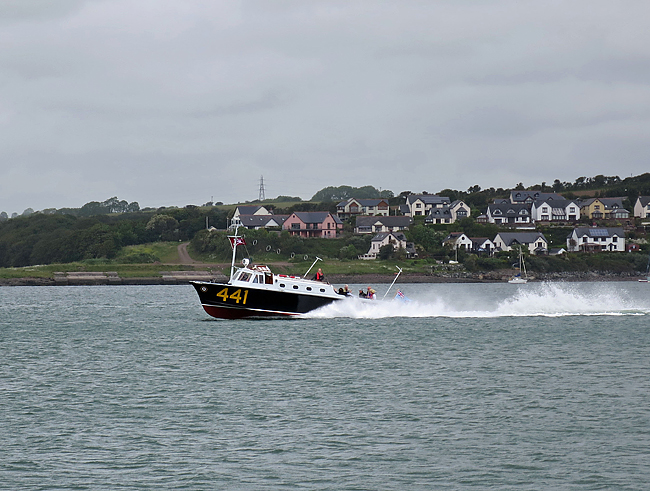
[[304, 256, 322, 278], [383, 266, 403, 299]]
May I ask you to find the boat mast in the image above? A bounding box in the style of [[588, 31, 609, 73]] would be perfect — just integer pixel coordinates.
[[228, 226, 241, 282]]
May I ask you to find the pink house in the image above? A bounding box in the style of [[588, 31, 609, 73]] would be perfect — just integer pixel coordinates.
[[282, 212, 343, 238]]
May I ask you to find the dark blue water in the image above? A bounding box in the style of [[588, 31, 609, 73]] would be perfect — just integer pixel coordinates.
[[1, 283, 649, 489]]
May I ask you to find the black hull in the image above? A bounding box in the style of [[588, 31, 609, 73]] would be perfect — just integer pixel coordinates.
[[191, 281, 342, 319]]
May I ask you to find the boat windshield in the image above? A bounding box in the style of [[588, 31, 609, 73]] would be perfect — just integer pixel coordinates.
[[236, 271, 252, 282]]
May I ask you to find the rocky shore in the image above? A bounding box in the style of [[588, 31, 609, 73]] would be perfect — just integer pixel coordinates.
[[0, 270, 644, 286]]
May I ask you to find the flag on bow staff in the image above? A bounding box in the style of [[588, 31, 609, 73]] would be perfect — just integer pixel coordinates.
[[228, 236, 246, 248]]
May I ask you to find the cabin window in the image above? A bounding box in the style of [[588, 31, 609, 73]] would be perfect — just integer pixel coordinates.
[[320, 288, 326, 293], [265, 273, 273, 284], [279, 283, 286, 288], [293, 285, 299, 289], [306, 287, 312, 291], [238, 272, 252, 282]]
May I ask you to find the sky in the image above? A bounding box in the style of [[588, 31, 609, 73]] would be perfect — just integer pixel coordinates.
[[1, 0, 650, 214]]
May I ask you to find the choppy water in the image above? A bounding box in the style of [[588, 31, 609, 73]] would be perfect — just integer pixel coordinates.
[[1, 282, 649, 490]]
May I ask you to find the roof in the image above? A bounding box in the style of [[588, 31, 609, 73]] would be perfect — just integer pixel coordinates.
[[579, 197, 626, 209], [291, 212, 343, 224], [405, 194, 450, 205], [238, 214, 288, 227], [487, 203, 531, 216], [495, 232, 547, 246], [425, 206, 452, 220], [510, 191, 564, 203], [337, 198, 389, 208], [637, 196, 650, 207], [534, 198, 577, 208], [571, 227, 625, 238], [355, 216, 412, 227], [371, 232, 407, 242], [235, 205, 268, 215]]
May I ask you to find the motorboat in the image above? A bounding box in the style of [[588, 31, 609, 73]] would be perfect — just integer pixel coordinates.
[[190, 229, 344, 318]]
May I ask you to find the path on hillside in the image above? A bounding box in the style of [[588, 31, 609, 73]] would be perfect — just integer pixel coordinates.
[[177, 242, 199, 264]]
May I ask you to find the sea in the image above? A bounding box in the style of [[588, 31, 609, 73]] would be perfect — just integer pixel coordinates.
[[1, 281, 649, 490]]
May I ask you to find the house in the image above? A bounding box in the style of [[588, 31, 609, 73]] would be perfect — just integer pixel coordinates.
[[450, 200, 471, 221], [486, 203, 533, 225], [231, 205, 272, 229], [579, 198, 630, 220], [442, 232, 473, 250], [235, 214, 288, 230], [567, 227, 625, 252], [233, 205, 271, 218], [470, 237, 495, 255], [403, 194, 451, 217], [530, 198, 580, 223], [360, 232, 415, 259], [423, 199, 470, 224], [493, 232, 548, 254], [336, 198, 389, 220], [634, 196, 650, 218], [282, 212, 343, 238], [425, 206, 453, 224], [355, 216, 412, 234], [510, 191, 564, 204]]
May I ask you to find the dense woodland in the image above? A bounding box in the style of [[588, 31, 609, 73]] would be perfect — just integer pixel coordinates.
[[1, 174, 649, 271]]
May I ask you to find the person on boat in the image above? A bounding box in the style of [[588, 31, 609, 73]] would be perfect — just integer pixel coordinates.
[[366, 286, 376, 300], [313, 268, 324, 282], [338, 285, 352, 296], [358, 289, 367, 298]]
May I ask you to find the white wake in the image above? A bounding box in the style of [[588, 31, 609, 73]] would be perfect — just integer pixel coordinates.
[[304, 282, 650, 319]]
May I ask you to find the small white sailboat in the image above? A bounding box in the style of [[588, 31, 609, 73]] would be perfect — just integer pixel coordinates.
[[508, 246, 528, 284]]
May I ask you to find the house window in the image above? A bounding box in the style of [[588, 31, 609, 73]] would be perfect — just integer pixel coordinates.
[[291, 223, 300, 230], [612, 236, 617, 242]]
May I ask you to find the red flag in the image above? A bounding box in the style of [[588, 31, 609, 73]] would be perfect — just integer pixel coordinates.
[[228, 237, 246, 248]]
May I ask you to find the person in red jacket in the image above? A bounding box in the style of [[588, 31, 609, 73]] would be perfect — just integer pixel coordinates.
[[313, 268, 325, 281]]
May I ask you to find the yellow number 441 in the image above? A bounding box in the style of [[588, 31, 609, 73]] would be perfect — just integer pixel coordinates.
[[216, 288, 248, 304]]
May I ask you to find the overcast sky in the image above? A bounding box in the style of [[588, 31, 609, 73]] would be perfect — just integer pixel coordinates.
[[1, 0, 649, 213]]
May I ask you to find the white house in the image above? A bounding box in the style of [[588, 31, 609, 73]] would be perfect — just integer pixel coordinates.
[[231, 205, 272, 228], [493, 232, 548, 254], [530, 198, 580, 223], [486, 203, 532, 225], [634, 196, 650, 219], [470, 237, 495, 255], [442, 232, 473, 250], [450, 200, 471, 221], [404, 194, 451, 217], [360, 232, 410, 259], [567, 227, 626, 252]]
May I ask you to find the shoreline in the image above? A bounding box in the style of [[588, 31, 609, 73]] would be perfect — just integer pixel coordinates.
[[0, 271, 645, 286]]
